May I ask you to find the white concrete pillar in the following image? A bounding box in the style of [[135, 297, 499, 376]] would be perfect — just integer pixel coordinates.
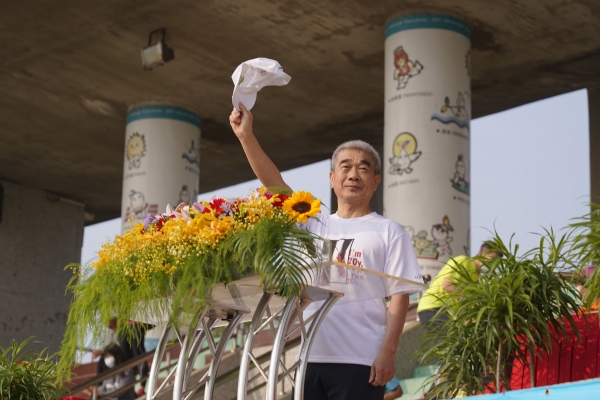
[[383, 13, 471, 278], [122, 102, 201, 232]]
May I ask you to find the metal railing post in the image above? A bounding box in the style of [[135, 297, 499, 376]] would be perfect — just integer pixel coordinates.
[[279, 351, 286, 396], [166, 349, 171, 372]]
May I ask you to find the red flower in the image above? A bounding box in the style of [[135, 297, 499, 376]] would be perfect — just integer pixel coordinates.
[[271, 194, 289, 208], [264, 191, 289, 207], [156, 217, 165, 232], [209, 198, 227, 215]]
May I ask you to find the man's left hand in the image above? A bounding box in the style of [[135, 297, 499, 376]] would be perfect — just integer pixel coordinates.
[[369, 350, 395, 386]]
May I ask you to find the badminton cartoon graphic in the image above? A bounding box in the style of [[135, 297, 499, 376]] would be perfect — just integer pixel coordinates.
[[389, 132, 422, 175]]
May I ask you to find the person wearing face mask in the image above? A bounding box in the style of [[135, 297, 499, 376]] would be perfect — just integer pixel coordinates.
[[97, 344, 137, 400], [91, 318, 151, 396]]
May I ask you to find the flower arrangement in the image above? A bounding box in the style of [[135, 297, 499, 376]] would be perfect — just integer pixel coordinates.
[[58, 187, 321, 378], [92, 188, 319, 284]]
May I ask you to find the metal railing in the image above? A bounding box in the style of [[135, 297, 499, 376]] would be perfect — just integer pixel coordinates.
[[189, 336, 302, 400], [64, 329, 301, 400], [66, 343, 178, 400], [66, 288, 428, 399]]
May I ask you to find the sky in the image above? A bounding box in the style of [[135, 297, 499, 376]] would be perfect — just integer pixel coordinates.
[[80, 89, 590, 265], [470, 89, 589, 255]]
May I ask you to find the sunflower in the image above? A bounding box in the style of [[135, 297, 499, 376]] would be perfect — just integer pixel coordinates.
[[282, 191, 321, 223]]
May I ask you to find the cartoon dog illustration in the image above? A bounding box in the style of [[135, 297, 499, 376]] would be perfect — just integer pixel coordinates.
[[393, 46, 423, 90], [389, 140, 422, 175], [432, 216, 454, 256]]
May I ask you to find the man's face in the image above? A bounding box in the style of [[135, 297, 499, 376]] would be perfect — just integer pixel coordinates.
[[330, 149, 381, 206], [474, 250, 502, 269]]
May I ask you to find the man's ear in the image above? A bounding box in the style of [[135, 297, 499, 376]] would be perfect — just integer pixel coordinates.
[[374, 174, 381, 190], [330, 170, 334, 187]]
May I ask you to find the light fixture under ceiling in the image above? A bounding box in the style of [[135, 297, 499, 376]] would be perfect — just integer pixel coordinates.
[[141, 28, 175, 70]]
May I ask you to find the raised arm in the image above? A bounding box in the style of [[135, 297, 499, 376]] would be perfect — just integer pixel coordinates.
[[229, 103, 291, 191]]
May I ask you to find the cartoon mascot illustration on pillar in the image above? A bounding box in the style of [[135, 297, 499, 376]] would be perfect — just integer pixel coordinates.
[[126, 132, 146, 170], [389, 132, 422, 175], [450, 154, 470, 195], [432, 216, 454, 256], [393, 46, 423, 90], [128, 190, 148, 219], [178, 185, 191, 205], [407, 216, 455, 259]]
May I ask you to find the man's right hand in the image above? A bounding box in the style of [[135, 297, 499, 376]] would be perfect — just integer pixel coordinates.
[[229, 103, 253, 140], [227, 102, 291, 191]]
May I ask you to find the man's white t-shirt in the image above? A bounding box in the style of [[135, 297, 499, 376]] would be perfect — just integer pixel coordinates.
[[303, 212, 422, 366]]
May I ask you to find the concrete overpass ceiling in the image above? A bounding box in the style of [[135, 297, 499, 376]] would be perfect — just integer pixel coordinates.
[[1, 0, 599, 223]]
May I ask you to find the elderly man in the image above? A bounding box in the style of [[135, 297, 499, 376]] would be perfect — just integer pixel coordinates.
[[229, 103, 422, 400]]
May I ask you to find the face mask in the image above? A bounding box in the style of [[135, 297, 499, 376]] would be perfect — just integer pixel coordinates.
[[104, 356, 115, 368]]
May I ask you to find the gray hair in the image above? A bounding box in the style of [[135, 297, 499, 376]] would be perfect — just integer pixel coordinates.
[[331, 140, 381, 175]]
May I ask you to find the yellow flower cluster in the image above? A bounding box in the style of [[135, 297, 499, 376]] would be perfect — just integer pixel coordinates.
[[92, 188, 321, 284]]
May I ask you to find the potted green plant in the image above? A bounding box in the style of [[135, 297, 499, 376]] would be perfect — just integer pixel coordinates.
[[570, 203, 600, 311], [419, 231, 582, 398], [0, 337, 64, 400]]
